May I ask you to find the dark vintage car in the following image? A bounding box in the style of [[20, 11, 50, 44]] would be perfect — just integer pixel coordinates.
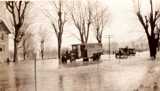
[[115, 48, 136, 58], [128, 48, 136, 56]]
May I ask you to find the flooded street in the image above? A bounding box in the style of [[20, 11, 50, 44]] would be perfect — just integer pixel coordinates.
[[1, 0, 160, 91], [0, 52, 160, 91]]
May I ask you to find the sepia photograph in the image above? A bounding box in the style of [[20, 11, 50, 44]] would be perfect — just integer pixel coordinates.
[[0, 0, 160, 91]]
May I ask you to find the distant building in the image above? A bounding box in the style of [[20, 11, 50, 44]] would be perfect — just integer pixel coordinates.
[[0, 19, 10, 62]]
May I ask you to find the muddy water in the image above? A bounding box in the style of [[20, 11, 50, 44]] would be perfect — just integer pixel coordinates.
[[0, 57, 153, 91]]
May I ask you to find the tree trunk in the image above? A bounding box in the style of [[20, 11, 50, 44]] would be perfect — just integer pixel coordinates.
[[96, 31, 102, 44], [41, 50, 44, 60], [23, 43, 26, 61], [98, 39, 101, 44], [23, 50, 26, 60], [148, 38, 157, 59], [58, 38, 62, 65], [41, 40, 44, 60], [13, 39, 18, 62]]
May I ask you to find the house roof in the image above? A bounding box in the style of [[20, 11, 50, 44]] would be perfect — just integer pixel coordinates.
[[0, 19, 11, 34]]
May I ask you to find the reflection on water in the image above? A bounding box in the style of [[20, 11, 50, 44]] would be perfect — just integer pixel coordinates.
[[0, 61, 103, 91], [0, 59, 149, 91], [57, 66, 103, 91], [8, 63, 16, 91], [59, 75, 64, 91], [0, 62, 35, 91]]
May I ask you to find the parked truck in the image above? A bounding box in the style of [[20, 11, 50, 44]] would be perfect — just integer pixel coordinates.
[[61, 43, 103, 64]]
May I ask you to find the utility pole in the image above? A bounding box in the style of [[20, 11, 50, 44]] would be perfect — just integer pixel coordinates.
[[34, 53, 37, 91], [104, 34, 113, 59]]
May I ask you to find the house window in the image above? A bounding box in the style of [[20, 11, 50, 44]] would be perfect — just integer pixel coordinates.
[[0, 48, 2, 52], [0, 33, 4, 40], [1, 34, 4, 40], [0, 45, 5, 52]]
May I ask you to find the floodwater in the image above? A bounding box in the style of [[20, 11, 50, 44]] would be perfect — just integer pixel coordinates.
[[0, 52, 160, 91]]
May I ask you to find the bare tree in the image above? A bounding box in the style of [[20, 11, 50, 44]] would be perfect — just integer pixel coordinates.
[[5, 1, 29, 62], [22, 38, 27, 60], [42, 0, 67, 64], [93, 2, 108, 43], [21, 32, 33, 60], [157, 26, 160, 51], [38, 26, 47, 60], [135, 0, 160, 59], [40, 39, 45, 60], [70, 0, 93, 43]]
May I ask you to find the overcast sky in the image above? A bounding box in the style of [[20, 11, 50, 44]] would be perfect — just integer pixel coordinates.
[[30, 0, 144, 49], [30, 0, 145, 49]]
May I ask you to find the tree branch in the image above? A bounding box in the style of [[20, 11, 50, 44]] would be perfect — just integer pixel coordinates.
[[20, 1, 29, 24], [6, 1, 14, 13], [52, 23, 58, 37], [137, 11, 146, 29]]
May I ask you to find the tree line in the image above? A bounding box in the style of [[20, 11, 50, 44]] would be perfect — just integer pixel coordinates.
[[4, 0, 160, 63]]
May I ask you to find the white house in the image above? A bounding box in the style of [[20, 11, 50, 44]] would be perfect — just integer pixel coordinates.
[[0, 19, 10, 62]]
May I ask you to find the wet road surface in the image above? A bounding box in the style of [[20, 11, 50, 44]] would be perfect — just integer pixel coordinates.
[[0, 52, 160, 91]]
